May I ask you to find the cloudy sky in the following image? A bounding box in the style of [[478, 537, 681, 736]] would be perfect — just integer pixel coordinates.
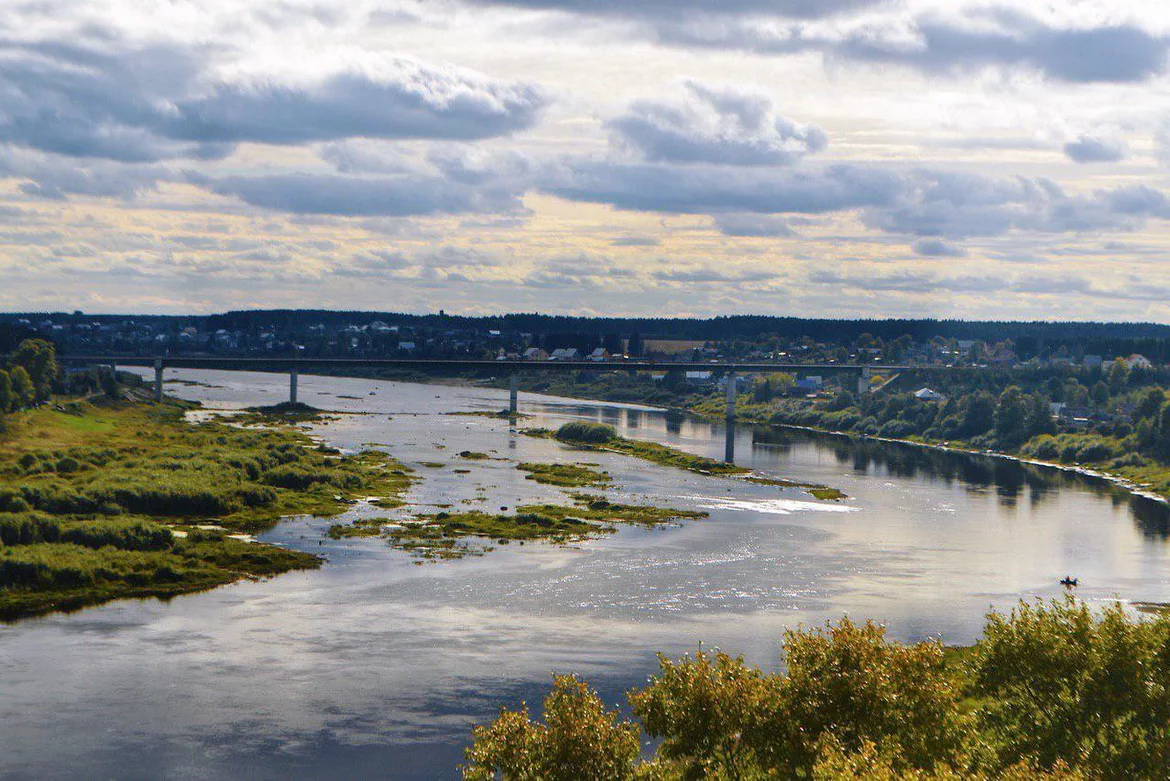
[[3, 0, 1170, 319]]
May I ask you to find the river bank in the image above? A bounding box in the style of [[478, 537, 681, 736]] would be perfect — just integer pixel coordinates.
[[0, 391, 412, 620]]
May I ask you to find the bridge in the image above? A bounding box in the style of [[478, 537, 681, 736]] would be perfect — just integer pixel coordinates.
[[52, 355, 960, 420]]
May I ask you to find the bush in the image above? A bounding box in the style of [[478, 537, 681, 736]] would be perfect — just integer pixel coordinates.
[[555, 422, 617, 444]]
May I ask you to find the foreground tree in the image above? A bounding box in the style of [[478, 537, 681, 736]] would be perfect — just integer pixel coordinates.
[[462, 675, 640, 781], [465, 600, 1170, 779], [970, 597, 1170, 779]]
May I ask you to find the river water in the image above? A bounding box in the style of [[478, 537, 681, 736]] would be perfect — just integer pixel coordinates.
[[3, 368, 1170, 779]]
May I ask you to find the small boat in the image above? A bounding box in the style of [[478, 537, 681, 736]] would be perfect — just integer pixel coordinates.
[[1060, 576, 1078, 587]]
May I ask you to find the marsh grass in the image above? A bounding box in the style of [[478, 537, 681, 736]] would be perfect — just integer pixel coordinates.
[[0, 398, 410, 619], [330, 493, 706, 560], [517, 462, 612, 487]]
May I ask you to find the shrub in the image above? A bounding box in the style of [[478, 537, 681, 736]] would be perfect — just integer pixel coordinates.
[[555, 422, 617, 444]]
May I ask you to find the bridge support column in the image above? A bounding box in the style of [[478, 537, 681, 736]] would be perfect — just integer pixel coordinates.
[[858, 366, 872, 396], [509, 374, 518, 415], [289, 366, 298, 405], [725, 371, 737, 421], [154, 359, 164, 403]]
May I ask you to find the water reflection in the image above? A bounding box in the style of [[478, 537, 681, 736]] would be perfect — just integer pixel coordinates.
[[749, 424, 1170, 539]]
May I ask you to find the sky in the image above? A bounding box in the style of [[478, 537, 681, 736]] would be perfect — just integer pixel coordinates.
[[2, 0, 1170, 320]]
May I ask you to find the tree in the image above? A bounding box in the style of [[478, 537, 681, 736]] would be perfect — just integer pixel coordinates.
[[463, 675, 640, 781], [1063, 380, 1089, 408], [971, 597, 1170, 778], [8, 365, 34, 409], [768, 618, 967, 776], [993, 387, 1028, 447], [631, 648, 779, 777], [1089, 381, 1110, 407], [0, 369, 11, 412], [10, 338, 58, 402], [1135, 388, 1164, 422], [960, 392, 996, 438]]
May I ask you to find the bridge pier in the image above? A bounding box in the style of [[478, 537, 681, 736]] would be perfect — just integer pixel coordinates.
[[725, 371, 737, 421], [154, 359, 164, 403], [858, 366, 872, 396], [289, 366, 298, 405], [509, 374, 518, 415]]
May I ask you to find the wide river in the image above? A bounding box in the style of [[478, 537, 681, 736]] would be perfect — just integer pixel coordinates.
[[4, 369, 1170, 779]]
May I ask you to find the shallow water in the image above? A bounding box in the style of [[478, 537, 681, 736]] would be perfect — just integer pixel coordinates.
[[3, 368, 1169, 779]]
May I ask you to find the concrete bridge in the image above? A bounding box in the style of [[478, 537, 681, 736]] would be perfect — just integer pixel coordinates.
[[52, 355, 958, 420]]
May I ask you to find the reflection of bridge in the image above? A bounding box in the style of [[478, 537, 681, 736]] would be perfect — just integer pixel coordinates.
[[53, 355, 963, 420]]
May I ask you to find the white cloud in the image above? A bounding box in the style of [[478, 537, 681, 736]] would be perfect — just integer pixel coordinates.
[[606, 81, 827, 166]]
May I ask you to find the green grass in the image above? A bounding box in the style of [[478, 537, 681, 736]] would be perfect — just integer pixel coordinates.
[[328, 494, 707, 559], [0, 396, 411, 620], [517, 462, 612, 487], [536, 422, 750, 476]]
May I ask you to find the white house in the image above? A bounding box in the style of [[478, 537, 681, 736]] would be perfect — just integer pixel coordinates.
[[587, 348, 609, 361], [914, 387, 946, 401], [1127, 354, 1154, 370]]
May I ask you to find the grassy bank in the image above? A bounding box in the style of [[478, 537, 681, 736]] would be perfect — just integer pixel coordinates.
[[0, 395, 413, 620]]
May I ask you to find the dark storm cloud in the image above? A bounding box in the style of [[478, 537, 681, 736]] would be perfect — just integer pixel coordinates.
[[607, 81, 827, 166], [0, 36, 546, 163]]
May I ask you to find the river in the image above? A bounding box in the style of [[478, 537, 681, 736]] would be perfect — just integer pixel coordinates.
[[3, 368, 1169, 779]]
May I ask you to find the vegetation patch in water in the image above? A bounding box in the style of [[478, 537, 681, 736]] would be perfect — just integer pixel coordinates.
[[458, 451, 491, 460], [447, 410, 532, 420], [238, 401, 327, 423], [342, 494, 706, 560], [745, 474, 849, 501], [517, 462, 612, 488], [529, 422, 749, 476]]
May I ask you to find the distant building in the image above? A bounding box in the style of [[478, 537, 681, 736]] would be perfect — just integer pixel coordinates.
[[550, 348, 580, 360], [1127, 354, 1154, 370], [523, 347, 549, 361], [587, 348, 609, 361], [685, 370, 713, 384], [397, 341, 416, 351], [1083, 354, 1103, 368], [914, 387, 946, 402]]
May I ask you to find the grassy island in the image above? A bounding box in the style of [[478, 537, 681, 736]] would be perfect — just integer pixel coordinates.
[[523, 422, 847, 500], [329, 493, 706, 559], [528, 422, 749, 476], [0, 394, 412, 620], [517, 461, 612, 487]]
